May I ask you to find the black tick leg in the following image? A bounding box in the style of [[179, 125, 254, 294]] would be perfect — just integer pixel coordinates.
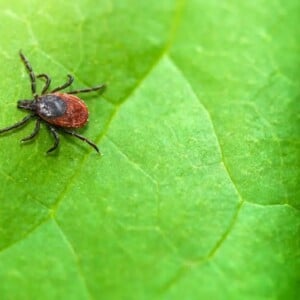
[[0, 114, 34, 134], [47, 126, 60, 153], [19, 51, 37, 96], [51, 75, 74, 93], [21, 119, 41, 142], [69, 83, 106, 95], [37, 73, 52, 94], [62, 129, 100, 153]]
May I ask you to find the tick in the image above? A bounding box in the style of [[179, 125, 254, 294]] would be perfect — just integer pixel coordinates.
[[0, 51, 106, 154]]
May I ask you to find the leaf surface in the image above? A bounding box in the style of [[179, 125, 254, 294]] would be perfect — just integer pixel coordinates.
[[0, 0, 299, 299]]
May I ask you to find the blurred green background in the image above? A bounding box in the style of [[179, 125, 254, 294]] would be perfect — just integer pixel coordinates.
[[0, 0, 299, 299]]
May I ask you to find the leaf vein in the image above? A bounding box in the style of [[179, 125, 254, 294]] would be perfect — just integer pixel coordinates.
[[107, 136, 158, 185], [107, 137, 162, 221], [0, 218, 49, 254], [53, 218, 93, 300], [168, 56, 244, 258]]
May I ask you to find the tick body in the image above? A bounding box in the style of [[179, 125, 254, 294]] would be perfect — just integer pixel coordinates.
[[0, 51, 106, 154], [24, 93, 89, 128]]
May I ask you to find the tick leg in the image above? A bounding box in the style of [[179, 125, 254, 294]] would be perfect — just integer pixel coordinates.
[[19, 51, 36, 96], [69, 83, 106, 95], [62, 129, 100, 153], [47, 126, 60, 153], [51, 74, 74, 93], [37, 73, 51, 94], [0, 114, 34, 134], [21, 119, 41, 142]]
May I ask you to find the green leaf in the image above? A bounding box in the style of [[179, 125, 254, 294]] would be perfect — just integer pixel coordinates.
[[0, 0, 299, 299]]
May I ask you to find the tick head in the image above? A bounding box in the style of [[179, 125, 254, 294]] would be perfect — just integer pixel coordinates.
[[17, 99, 37, 111]]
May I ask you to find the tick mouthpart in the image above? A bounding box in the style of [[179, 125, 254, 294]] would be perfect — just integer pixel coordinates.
[[17, 99, 37, 111]]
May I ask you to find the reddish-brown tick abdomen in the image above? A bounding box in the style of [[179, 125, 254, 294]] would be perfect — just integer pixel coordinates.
[[38, 92, 89, 128]]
